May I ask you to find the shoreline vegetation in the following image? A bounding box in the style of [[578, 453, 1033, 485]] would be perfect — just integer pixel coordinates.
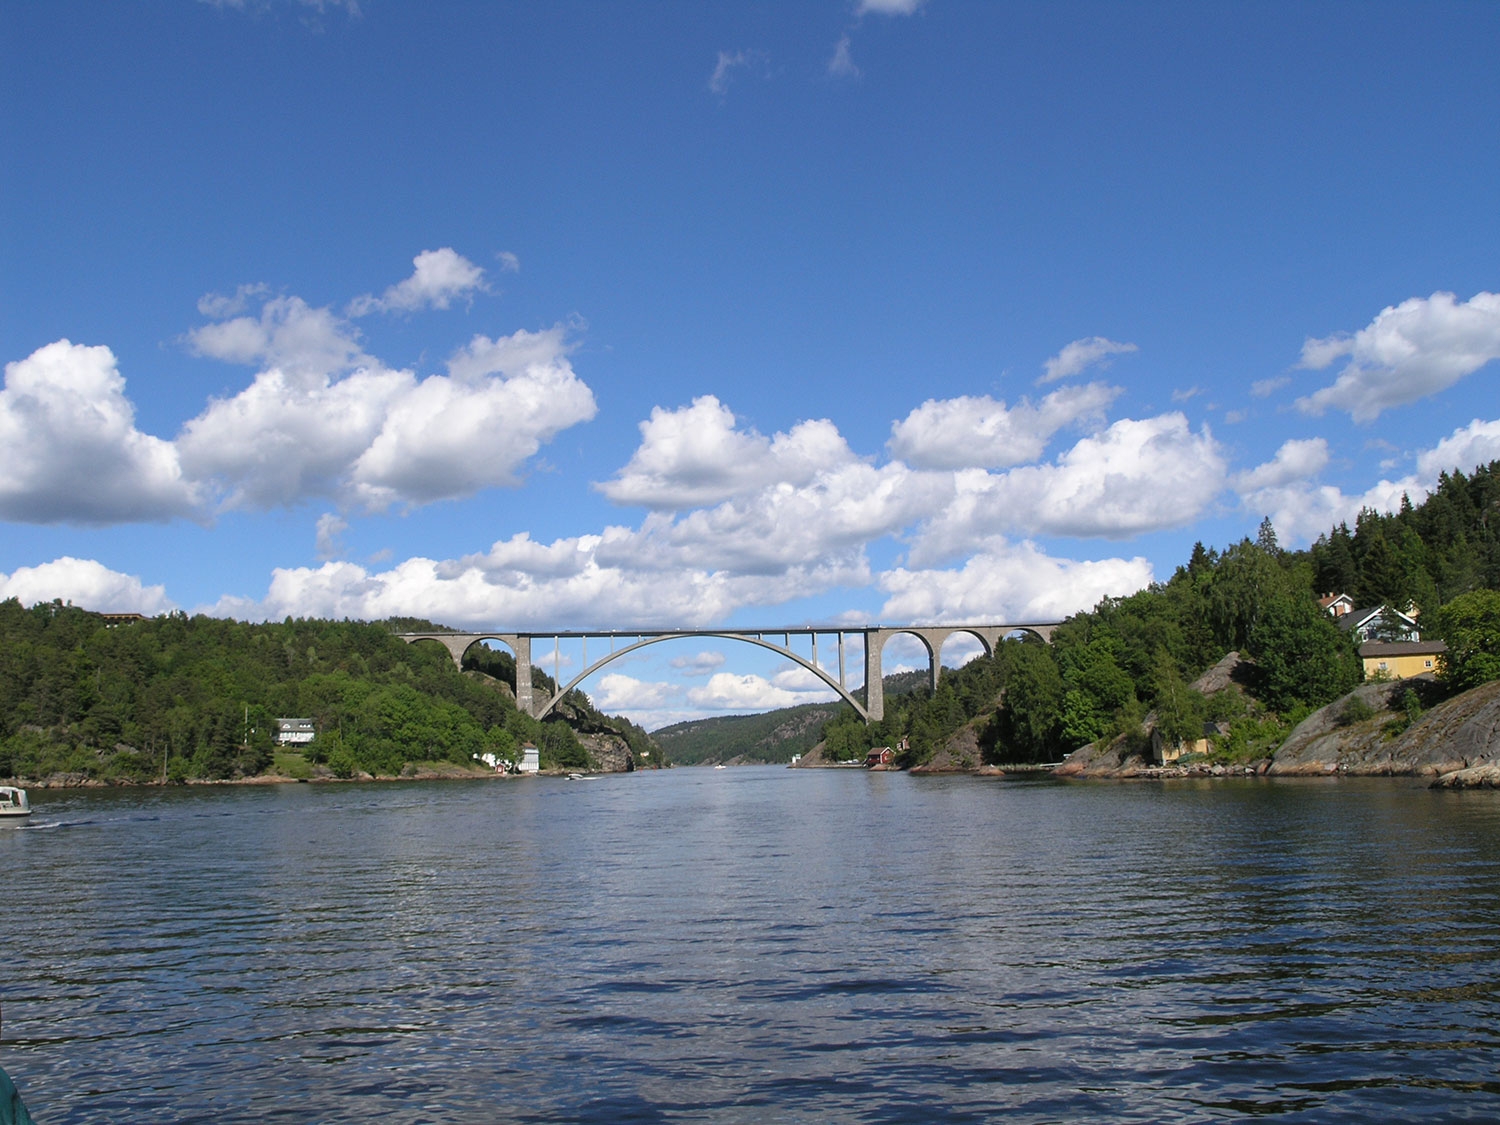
[[0, 607, 663, 788], [5, 461, 1499, 793], [786, 461, 1500, 790], [15, 758, 601, 789]]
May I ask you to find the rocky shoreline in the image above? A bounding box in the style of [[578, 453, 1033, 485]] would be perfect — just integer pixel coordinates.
[[791, 653, 1500, 791], [1053, 678, 1500, 789]]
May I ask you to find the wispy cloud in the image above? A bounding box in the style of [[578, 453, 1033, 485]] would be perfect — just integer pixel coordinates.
[[827, 35, 860, 78], [709, 49, 768, 97], [857, 0, 927, 15], [1251, 375, 1290, 397], [1039, 336, 1138, 384]]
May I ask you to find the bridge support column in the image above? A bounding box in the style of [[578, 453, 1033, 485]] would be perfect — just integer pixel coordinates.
[[439, 635, 471, 669], [865, 630, 884, 723], [514, 635, 535, 718]]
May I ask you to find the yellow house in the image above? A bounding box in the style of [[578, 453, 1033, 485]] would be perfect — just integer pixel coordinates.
[[1358, 640, 1445, 681]]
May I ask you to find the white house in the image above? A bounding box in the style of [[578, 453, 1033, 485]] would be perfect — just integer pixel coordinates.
[[1337, 605, 1420, 644], [274, 718, 316, 745]]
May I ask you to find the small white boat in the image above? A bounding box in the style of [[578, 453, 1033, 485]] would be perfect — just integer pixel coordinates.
[[0, 786, 31, 821]]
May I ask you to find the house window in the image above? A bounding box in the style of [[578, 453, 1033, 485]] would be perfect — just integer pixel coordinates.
[[1424, 659, 1433, 668], [1378, 662, 1388, 671]]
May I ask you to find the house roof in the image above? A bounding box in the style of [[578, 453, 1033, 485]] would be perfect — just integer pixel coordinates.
[[1337, 605, 1417, 633], [1357, 640, 1446, 657]]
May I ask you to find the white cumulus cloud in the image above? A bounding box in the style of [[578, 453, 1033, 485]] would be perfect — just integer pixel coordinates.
[[887, 382, 1120, 470], [208, 538, 853, 630], [594, 673, 680, 712], [1416, 417, 1500, 480], [1234, 416, 1500, 545], [598, 395, 861, 509], [0, 341, 200, 525], [188, 294, 369, 381], [687, 672, 824, 711], [1237, 475, 1421, 546], [349, 327, 597, 510], [347, 248, 487, 316], [1233, 437, 1330, 493], [600, 459, 943, 579], [879, 538, 1154, 624], [177, 323, 595, 512], [670, 651, 727, 676], [1295, 290, 1500, 422], [910, 413, 1226, 562], [315, 513, 349, 561], [0, 557, 175, 615]]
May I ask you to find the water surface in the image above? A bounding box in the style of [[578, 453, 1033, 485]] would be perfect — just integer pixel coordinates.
[[4, 769, 1499, 1122]]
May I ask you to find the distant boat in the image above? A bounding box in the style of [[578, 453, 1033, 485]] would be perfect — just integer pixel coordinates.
[[714, 764, 727, 770], [0, 786, 31, 821]]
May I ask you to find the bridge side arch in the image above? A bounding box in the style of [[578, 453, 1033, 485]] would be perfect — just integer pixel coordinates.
[[864, 628, 941, 722], [401, 633, 478, 668], [933, 627, 1001, 678], [1000, 623, 1057, 645], [397, 633, 535, 714], [863, 624, 1058, 719], [535, 633, 870, 723]]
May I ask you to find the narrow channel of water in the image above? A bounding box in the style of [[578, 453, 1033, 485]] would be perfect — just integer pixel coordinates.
[[4, 768, 1499, 1122]]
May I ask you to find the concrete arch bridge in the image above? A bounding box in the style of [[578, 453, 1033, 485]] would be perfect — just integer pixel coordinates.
[[397, 623, 1058, 724]]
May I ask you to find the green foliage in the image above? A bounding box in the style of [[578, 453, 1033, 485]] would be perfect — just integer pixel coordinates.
[[539, 719, 591, 770], [821, 711, 872, 762], [1432, 589, 1500, 691], [1150, 648, 1206, 746], [1245, 591, 1361, 713], [1211, 712, 1293, 764], [1058, 635, 1137, 747], [1337, 696, 1377, 727], [1401, 687, 1425, 725], [989, 639, 1065, 762]]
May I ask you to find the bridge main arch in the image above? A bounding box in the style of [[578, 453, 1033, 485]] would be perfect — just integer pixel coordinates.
[[535, 631, 870, 722]]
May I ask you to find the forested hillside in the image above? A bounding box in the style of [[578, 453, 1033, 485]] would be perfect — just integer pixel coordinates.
[[0, 608, 657, 783], [817, 461, 1500, 768], [655, 670, 932, 765], [653, 703, 840, 765]]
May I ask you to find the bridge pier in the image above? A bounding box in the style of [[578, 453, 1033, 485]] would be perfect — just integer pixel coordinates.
[[513, 635, 533, 718]]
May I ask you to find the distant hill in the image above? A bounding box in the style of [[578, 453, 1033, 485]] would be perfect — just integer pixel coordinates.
[[652, 668, 936, 765], [653, 703, 841, 765]]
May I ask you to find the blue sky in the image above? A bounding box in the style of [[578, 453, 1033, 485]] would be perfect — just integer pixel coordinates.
[[3, 0, 1498, 727]]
